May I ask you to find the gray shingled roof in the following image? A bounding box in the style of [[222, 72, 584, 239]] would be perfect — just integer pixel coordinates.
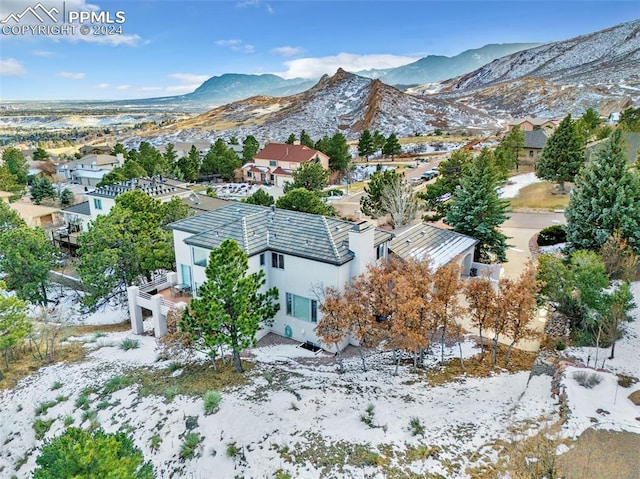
[[389, 223, 478, 267], [169, 203, 392, 266], [62, 201, 91, 216], [524, 130, 549, 150], [88, 178, 190, 199]]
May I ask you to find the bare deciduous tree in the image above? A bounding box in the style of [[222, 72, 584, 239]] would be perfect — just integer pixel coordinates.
[[380, 178, 417, 228]]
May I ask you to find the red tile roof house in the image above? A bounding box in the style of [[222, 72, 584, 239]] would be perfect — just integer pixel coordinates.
[[242, 143, 330, 187]]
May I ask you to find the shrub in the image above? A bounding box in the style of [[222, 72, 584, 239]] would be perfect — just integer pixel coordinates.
[[274, 471, 292, 479], [150, 434, 162, 451], [33, 428, 153, 478], [409, 417, 425, 437], [163, 386, 180, 403], [185, 416, 199, 431], [537, 225, 567, 246], [555, 340, 566, 351], [119, 338, 140, 351], [63, 416, 74, 427], [360, 403, 376, 428], [35, 401, 58, 416], [226, 442, 240, 457], [75, 394, 91, 410], [179, 433, 201, 460], [573, 371, 602, 389], [167, 361, 182, 373], [103, 376, 132, 395], [617, 375, 637, 388], [264, 371, 274, 384], [81, 410, 97, 424], [33, 418, 54, 440], [203, 390, 222, 415], [51, 381, 62, 390]]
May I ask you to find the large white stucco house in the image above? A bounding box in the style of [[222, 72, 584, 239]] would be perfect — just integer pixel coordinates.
[[162, 203, 479, 350]]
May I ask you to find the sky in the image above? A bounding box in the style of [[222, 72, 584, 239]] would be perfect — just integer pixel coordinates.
[[0, 0, 638, 101]]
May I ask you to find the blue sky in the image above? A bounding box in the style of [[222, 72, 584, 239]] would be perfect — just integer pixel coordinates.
[[0, 0, 638, 100]]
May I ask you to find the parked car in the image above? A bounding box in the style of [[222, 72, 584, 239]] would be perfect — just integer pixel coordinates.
[[421, 169, 439, 181], [409, 177, 423, 185]]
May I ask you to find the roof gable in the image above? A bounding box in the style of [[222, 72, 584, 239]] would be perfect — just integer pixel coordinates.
[[254, 143, 326, 163]]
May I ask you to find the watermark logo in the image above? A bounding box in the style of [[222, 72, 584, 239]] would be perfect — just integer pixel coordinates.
[[1, 3, 59, 24], [1, 2, 126, 37]]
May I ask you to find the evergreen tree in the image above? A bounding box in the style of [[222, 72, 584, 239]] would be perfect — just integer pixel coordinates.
[[0, 280, 31, 375], [565, 129, 640, 253], [445, 149, 510, 263], [276, 188, 337, 216], [283, 159, 329, 193], [382, 133, 402, 160], [285, 133, 296, 145], [418, 149, 473, 220], [59, 188, 74, 207], [32, 147, 49, 162], [136, 141, 166, 176], [316, 132, 350, 172], [360, 168, 404, 218], [163, 143, 178, 170], [0, 201, 26, 232], [300, 129, 314, 148], [243, 189, 274, 206], [180, 239, 279, 372], [358, 129, 375, 159], [176, 145, 200, 182], [535, 114, 585, 192], [201, 139, 241, 181], [34, 428, 153, 479], [0, 226, 57, 304], [2, 147, 28, 185], [111, 143, 128, 159], [228, 136, 239, 145], [618, 106, 640, 132], [495, 125, 525, 173], [575, 107, 602, 140], [242, 135, 260, 163], [372, 131, 386, 154], [30, 177, 57, 205]]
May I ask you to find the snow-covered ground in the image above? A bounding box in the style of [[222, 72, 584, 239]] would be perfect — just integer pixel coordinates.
[[498, 172, 543, 199], [1, 282, 639, 478]]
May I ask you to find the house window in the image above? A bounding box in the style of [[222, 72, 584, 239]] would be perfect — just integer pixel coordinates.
[[192, 247, 208, 267], [93, 198, 102, 210], [529, 150, 534, 157], [286, 293, 317, 323], [269, 160, 277, 167], [247, 171, 253, 178], [272, 252, 284, 269], [259, 253, 265, 266], [376, 243, 387, 260]]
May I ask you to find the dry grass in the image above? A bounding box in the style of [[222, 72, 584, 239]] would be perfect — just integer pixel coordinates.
[[510, 182, 571, 211], [0, 343, 86, 390], [128, 360, 252, 398], [64, 320, 131, 337], [557, 429, 640, 479], [423, 344, 537, 386]]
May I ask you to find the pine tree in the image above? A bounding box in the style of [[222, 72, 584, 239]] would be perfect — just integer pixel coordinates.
[[358, 129, 375, 159], [445, 149, 510, 263], [382, 133, 402, 160], [495, 125, 525, 173], [372, 131, 386, 155], [30, 177, 57, 205], [300, 130, 314, 148], [180, 239, 279, 372], [283, 160, 329, 193], [2, 147, 28, 185], [565, 129, 640, 253], [535, 114, 585, 192], [243, 189, 274, 206], [285, 133, 296, 145], [242, 135, 260, 163]]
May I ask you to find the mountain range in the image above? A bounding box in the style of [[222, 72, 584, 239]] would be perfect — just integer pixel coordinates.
[[355, 43, 540, 85]]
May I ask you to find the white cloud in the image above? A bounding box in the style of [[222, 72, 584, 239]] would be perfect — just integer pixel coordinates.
[[165, 72, 209, 95], [116, 84, 130, 90], [274, 53, 421, 79], [271, 46, 304, 57], [265, 3, 274, 14], [96, 83, 111, 89], [235, 0, 273, 13], [32, 50, 55, 57], [216, 39, 242, 47], [216, 39, 254, 54], [0, 58, 26, 76], [168, 73, 209, 84], [57, 71, 86, 80]]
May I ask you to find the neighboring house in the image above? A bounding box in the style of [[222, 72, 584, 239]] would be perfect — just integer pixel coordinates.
[[57, 154, 123, 185], [180, 192, 232, 214], [242, 143, 330, 186], [159, 141, 213, 159], [54, 201, 92, 251], [8, 202, 61, 228], [507, 117, 559, 132], [86, 177, 192, 221], [520, 129, 550, 164], [607, 112, 620, 124], [79, 145, 112, 156], [144, 203, 480, 349]]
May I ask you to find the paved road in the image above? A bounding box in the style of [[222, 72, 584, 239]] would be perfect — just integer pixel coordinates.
[[504, 211, 566, 229]]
